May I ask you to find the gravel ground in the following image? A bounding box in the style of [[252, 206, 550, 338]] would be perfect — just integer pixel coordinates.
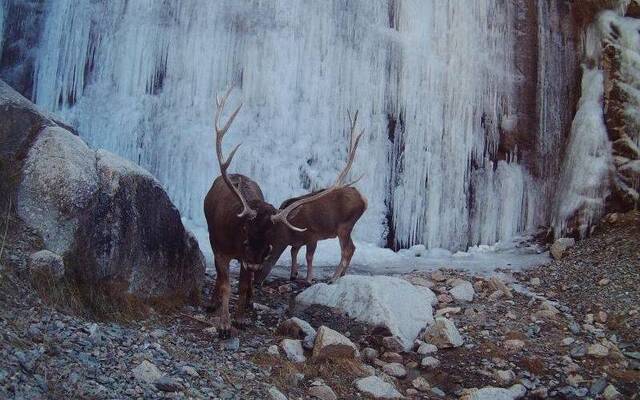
[[0, 211, 638, 399]]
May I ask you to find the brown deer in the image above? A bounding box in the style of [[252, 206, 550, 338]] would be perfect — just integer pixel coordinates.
[[254, 111, 367, 285], [204, 87, 353, 336]]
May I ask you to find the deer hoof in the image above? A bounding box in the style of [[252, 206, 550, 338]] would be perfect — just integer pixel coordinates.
[[218, 328, 232, 339]]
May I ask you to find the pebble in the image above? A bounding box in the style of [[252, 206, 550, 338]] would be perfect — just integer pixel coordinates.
[[503, 339, 525, 352], [603, 384, 621, 399], [420, 356, 440, 369], [355, 375, 403, 399], [587, 343, 609, 358], [382, 362, 407, 378], [269, 386, 288, 400], [417, 342, 438, 355], [412, 376, 430, 392], [362, 347, 379, 361], [308, 384, 337, 400]]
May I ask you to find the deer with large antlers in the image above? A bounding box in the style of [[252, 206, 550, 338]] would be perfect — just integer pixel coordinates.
[[254, 111, 367, 285], [204, 87, 358, 336]]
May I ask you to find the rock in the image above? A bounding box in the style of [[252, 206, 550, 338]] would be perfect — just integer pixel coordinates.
[[381, 352, 403, 363], [417, 342, 438, 355], [530, 277, 541, 286], [28, 250, 65, 281], [297, 275, 434, 350], [420, 356, 440, 369], [570, 344, 587, 358], [154, 376, 183, 392], [603, 384, 621, 400], [150, 328, 167, 339], [598, 278, 610, 286], [278, 284, 293, 294], [354, 376, 403, 399], [1, 82, 206, 301], [280, 339, 306, 363], [587, 343, 609, 358], [222, 337, 240, 351], [382, 336, 405, 352], [487, 277, 513, 298], [423, 317, 463, 348], [495, 369, 515, 385], [412, 376, 431, 392], [449, 280, 475, 302], [180, 365, 199, 377], [308, 384, 337, 400], [383, 362, 407, 378], [312, 326, 359, 360], [278, 317, 317, 350], [267, 345, 280, 356], [287, 372, 305, 387], [550, 238, 575, 260], [567, 374, 584, 387], [590, 377, 607, 395], [405, 388, 418, 397], [430, 387, 446, 397], [268, 386, 288, 400], [503, 339, 525, 352], [437, 294, 454, 304], [464, 384, 526, 400], [132, 360, 162, 383], [561, 337, 575, 346], [362, 347, 379, 361], [431, 270, 446, 282], [597, 311, 608, 323], [435, 306, 461, 317]]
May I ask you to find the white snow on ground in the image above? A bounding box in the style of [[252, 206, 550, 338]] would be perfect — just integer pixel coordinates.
[[296, 275, 435, 350], [187, 218, 550, 278]]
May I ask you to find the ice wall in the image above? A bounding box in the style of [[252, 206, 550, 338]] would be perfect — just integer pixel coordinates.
[[0, 0, 586, 250]]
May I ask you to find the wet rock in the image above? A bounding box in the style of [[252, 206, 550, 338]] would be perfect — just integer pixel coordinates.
[[550, 238, 575, 260], [382, 362, 407, 378], [280, 339, 306, 363], [312, 326, 359, 360], [354, 375, 403, 399], [308, 384, 337, 400], [423, 317, 463, 348], [132, 360, 162, 384]]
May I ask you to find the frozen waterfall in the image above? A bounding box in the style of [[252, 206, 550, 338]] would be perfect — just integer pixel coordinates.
[[1, 0, 588, 253]]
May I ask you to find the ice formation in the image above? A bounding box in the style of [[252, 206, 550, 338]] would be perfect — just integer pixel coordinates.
[[0, 1, 630, 256]]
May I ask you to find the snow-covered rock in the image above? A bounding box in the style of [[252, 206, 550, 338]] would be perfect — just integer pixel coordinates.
[[423, 317, 463, 348], [449, 280, 475, 302], [312, 326, 359, 360], [354, 376, 403, 399], [297, 275, 435, 350]]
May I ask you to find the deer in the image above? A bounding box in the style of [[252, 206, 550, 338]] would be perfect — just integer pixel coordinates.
[[204, 86, 356, 337], [254, 111, 367, 285]]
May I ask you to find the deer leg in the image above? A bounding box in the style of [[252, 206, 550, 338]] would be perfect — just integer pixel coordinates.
[[305, 241, 317, 284], [206, 254, 225, 312], [213, 253, 233, 338], [235, 264, 253, 329], [330, 226, 355, 283], [290, 246, 301, 281]]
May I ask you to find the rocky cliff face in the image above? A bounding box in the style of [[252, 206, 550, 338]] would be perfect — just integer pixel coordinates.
[[0, 79, 205, 302]]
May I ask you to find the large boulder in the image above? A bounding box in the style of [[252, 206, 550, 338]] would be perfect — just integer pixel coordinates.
[[0, 79, 205, 302], [296, 275, 435, 350]]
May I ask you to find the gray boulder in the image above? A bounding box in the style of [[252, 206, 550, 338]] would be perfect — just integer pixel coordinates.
[[1, 79, 205, 302]]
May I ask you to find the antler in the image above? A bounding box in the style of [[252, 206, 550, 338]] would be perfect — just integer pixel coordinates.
[[271, 110, 365, 232], [214, 85, 256, 219]]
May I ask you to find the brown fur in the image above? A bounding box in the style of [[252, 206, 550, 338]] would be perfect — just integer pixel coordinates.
[[255, 186, 367, 284]]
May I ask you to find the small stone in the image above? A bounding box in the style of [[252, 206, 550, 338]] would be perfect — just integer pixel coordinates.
[[597, 311, 608, 323], [488, 277, 513, 298], [278, 317, 317, 350], [154, 376, 183, 392], [561, 337, 575, 346], [312, 326, 359, 360], [412, 376, 431, 392], [494, 369, 515, 385], [550, 237, 575, 260], [362, 347, 379, 361], [530, 277, 541, 286], [355, 375, 403, 399], [423, 317, 463, 348], [180, 365, 199, 377], [567, 374, 584, 387], [132, 360, 162, 383], [437, 294, 453, 303], [603, 384, 621, 400], [381, 352, 403, 363], [506, 311, 517, 320], [269, 386, 288, 400], [222, 337, 240, 351], [430, 387, 446, 397], [503, 339, 525, 352], [280, 339, 306, 363], [382, 336, 404, 352], [570, 344, 587, 358], [287, 372, 305, 387], [405, 388, 418, 396], [150, 328, 167, 339], [417, 342, 438, 355], [568, 321, 581, 335], [308, 384, 337, 400], [587, 343, 609, 358], [421, 356, 440, 369], [267, 345, 280, 356], [435, 307, 462, 317], [431, 270, 446, 282], [590, 377, 607, 395], [278, 284, 294, 294], [383, 362, 407, 378], [598, 278, 610, 286], [449, 280, 475, 302]]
